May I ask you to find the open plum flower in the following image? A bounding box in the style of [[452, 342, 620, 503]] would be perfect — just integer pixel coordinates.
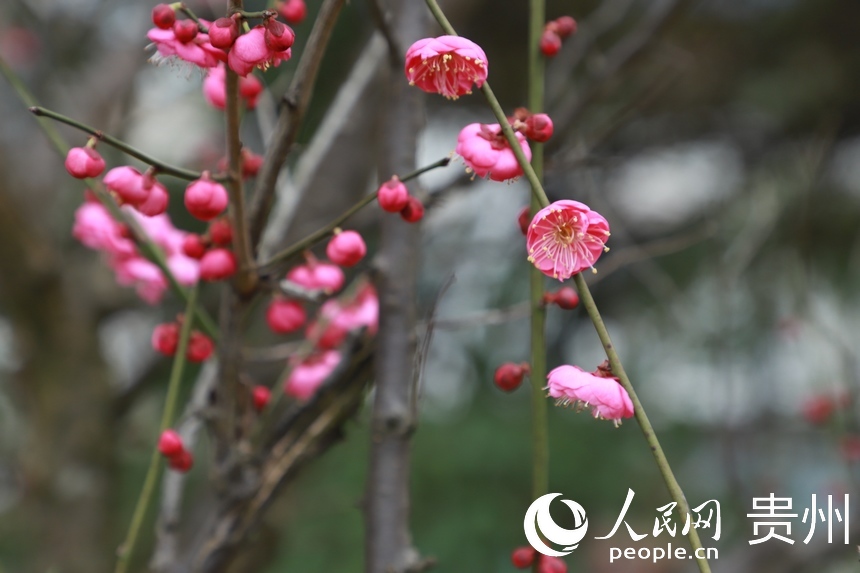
[[455, 123, 531, 182], [405, 35, 488, 99], [526, 200, 610, 280], [547, 365, 634, 425]]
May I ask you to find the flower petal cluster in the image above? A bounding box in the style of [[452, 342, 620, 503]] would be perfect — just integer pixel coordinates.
[[547, 365, 633, 424], [405, 36, 488, 99], [526, 200, 610, 280], [455, 123, 531, 182]]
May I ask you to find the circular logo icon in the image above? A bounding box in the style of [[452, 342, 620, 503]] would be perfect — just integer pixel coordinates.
[[524, 493, 589, 557]]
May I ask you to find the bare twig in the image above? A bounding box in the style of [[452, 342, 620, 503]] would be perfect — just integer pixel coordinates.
[[190, 335, 375, 573], [365, 0, 404, 65], [549, 0, 685, 143], [247, 0, 348, 248], [257, 34, 388, 262]]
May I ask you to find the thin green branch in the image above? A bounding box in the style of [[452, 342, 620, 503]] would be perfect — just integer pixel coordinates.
[[527, 0, 549, 511], [29, 106, 215, 182], [115, 285, 199, 573], [259, 157, 450, 273], [423, 2, 711, 571]]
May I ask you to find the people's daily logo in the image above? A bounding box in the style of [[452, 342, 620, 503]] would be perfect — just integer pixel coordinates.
[[524, 493, 589, 556]]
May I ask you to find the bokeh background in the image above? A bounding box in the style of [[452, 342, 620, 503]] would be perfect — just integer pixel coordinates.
[[1, 0, 859, 571]]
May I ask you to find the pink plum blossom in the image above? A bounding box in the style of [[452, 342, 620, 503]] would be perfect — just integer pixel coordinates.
[[326, 230, 366, 267], [455, 123, 531, 182], [405, 35, 488, 99], [72, 202, 199, 304], [147, 21, 226, 69], [526, 200, 610, 280], [547, 365, 634, 425], [285, 350, 342, 400], [227, 25, 292, 77], [286, 261, 345, 293]]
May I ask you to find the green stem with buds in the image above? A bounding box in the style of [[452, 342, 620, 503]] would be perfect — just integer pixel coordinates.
[[114, 285, 199, 573], [29, 106, 215, 182], [423, 2, 712, 571]]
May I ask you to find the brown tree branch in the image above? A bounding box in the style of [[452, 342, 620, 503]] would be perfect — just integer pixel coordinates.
[[247, 0, 348, 249], [364, 1, 428, 571]]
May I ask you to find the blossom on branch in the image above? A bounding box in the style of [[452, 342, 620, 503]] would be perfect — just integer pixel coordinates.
[[455, 123, 531, 182], [547, 365, 633, 425], [405, 35, 488, 99], [526, 200, 610, 280]]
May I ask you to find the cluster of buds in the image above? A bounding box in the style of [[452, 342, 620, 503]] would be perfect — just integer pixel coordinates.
[[151, 318, 215, 362], [148, 4, 295, 76], [511, 547, 567, 573], [182, 218, 237, 282], [158, 429, 194, 472], [509, 108, 554, 143], [103, 166, 170, 217], [493, 362, 530, 392], [540, 16, 577, 57], [377, 176, 424, 223]]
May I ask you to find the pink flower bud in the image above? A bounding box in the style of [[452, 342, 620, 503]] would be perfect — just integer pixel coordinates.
[[208, 17, 239, 50], [511, 546, 536, 568], [252, 385, 271, 412], [524, 113, 554, 143], [65, 147, 106, 179], [399, 196, 424, 223], [554, 16, 577, 38], [151, 4, 176, 30], [264, 18, 295, 52], [540, 30, 562, 57], [538, 556, 568, 573], [545, 287, 579, 310], [517, 206, 530, 235], [377, 177, 410, 213], [239, 74, 264, 109], [104, 166, 148, 205], [279, 0, 307, 24], [152, 322, 180, 356], [326, 230, 366, 267], [186, 331, 214, 362], [168, 449, 193, 472], [134, 181, 169, 217], [208, 219, 233, 246], [199, 248, 237, 281], [184, 172, 229, 221], [494, 362, 529, 392], [266, 298, 306, 334], [173, 20, 199, 44], [158, 429, 184, 457], [241, 149, 263, 177], [182, 234, 208, 259], [285, 350, 341, 400]]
